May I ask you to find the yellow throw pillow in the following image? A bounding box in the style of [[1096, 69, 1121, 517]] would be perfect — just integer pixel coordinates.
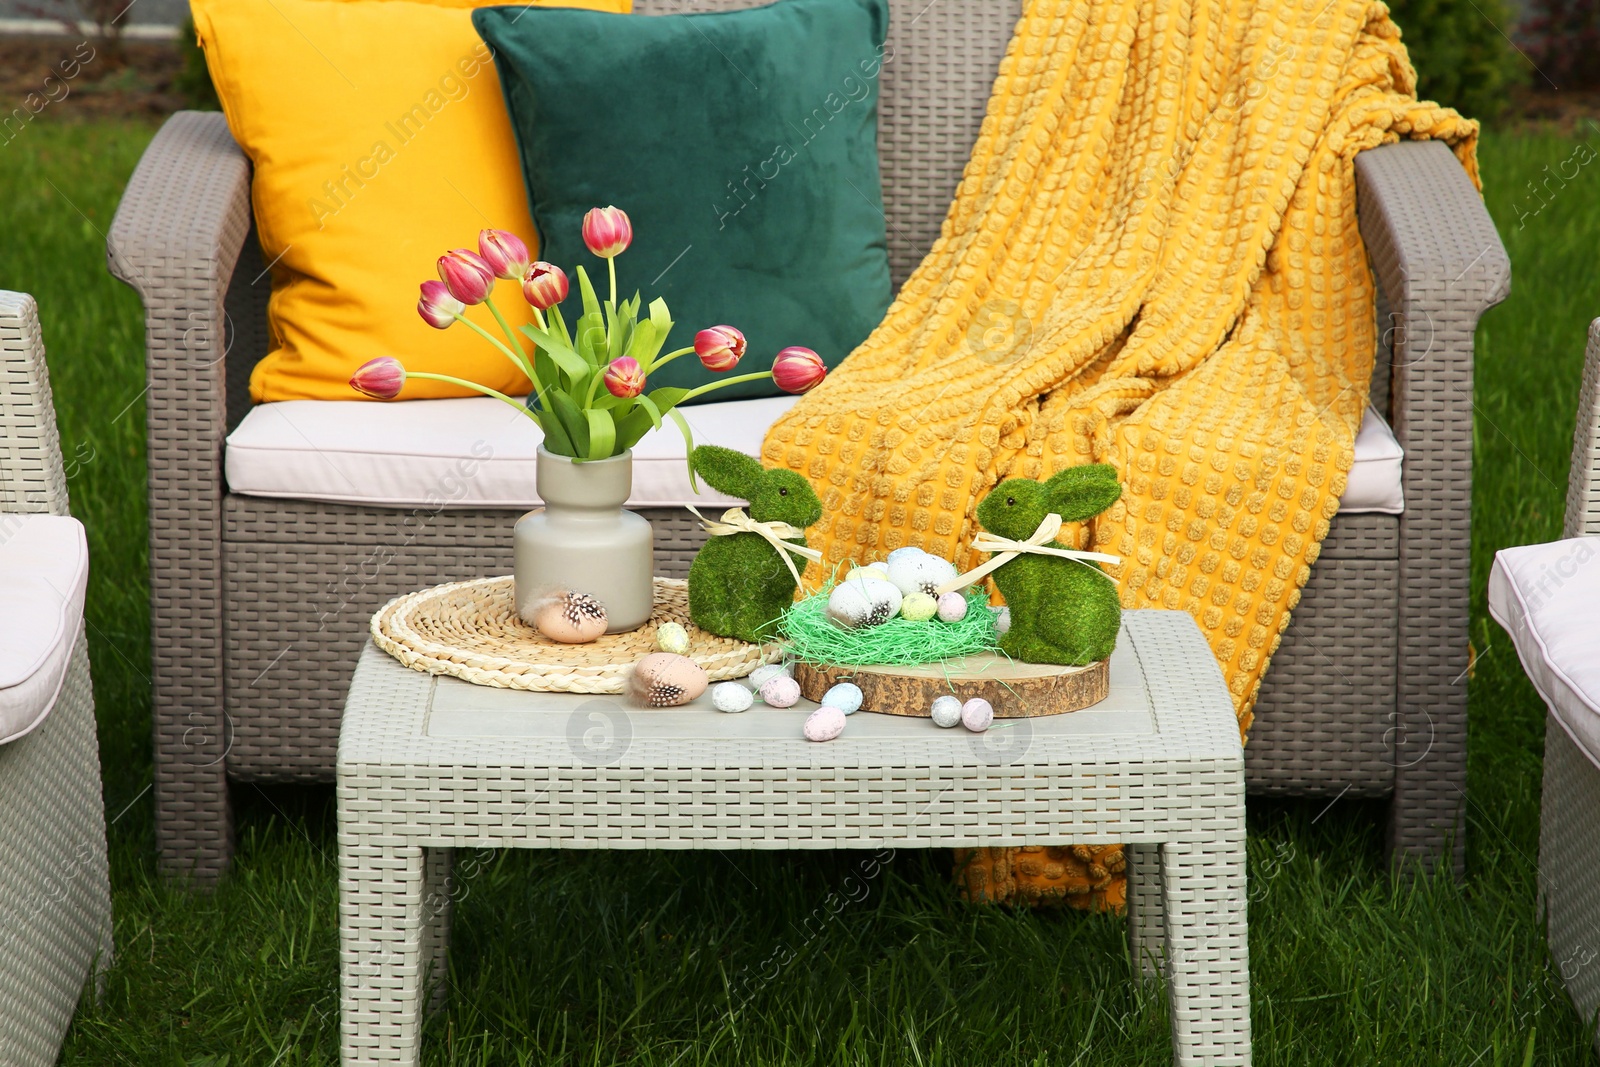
[[193, 0, 630, 403]]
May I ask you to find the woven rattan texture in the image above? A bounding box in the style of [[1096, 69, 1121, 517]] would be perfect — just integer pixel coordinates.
[[1565, 319, 1600, 539], [1540, 716, 1600, 1056], [337, 610, 1250, 1064], [1355, 142, 1508, 875], [116, 10, 1504, 880], [0, 293, 113, 1064], [371, 576, 778, 692]]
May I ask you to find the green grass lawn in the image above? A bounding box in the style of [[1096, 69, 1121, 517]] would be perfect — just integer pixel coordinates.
[[1, 116, 1598, 1065]]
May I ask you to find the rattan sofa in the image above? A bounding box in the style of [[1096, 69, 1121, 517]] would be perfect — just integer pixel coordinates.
[[0, 292, 114, 1063], [107, 0, 1509, 885]]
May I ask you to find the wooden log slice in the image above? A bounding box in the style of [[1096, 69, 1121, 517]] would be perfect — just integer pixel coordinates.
[[793, 654, 1110, 718]]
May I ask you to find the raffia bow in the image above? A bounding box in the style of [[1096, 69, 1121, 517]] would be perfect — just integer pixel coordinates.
[[933, 513, 1123, 596], [685, 504, 823, 589]]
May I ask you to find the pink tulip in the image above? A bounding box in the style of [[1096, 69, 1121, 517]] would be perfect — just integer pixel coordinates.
[[582, 206, 632, 259], [477, 228, 531, 280], [521, 261, 570, 311], [694, 325, 746, 372], [350, 356, 405, 400], [417, 279, 465, 329], [603, 356, 646, 398], [437, 248, 496, 305], [772, 346, 827, 394]]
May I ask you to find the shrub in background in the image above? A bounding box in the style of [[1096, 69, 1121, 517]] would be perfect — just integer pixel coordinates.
[[1387, 0, 1524, 121], [1520, 0, 1600, 90], [174, 17, 220, 111]]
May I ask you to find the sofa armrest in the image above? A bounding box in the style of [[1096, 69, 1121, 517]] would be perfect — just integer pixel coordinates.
[[1565, 319, 1600, 538], [0, 291, 70, 517], [107, 110, 251, 883], [1355, 138, 1511, 875]]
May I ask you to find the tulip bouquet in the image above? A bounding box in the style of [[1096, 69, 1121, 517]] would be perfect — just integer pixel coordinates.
[[350, 206, 828, 466]]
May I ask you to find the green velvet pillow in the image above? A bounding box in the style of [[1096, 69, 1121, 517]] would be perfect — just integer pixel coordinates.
[[474, 0, 892, 402]]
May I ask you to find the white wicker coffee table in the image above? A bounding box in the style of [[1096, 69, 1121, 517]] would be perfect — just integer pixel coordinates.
[[336, 608, 1249, 1065]]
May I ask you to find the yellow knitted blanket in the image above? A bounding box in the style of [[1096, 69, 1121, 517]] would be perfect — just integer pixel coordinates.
[[764, 0, 1477, 907]]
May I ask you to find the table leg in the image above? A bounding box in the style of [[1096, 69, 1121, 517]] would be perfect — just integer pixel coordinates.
[[420, 847, 454, 1015], [339, 837, 429, 1066], [1161, 835, 1251, 1066], [1125, 843, 1165, 980]]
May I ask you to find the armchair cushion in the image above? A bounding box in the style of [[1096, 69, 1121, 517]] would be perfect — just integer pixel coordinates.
[[191, 0, 631, 405], [1490, 537, 1600, 770], [224, 394, 1406, 513], [474, 0, 893, 401], [0, 515, 88, 745]]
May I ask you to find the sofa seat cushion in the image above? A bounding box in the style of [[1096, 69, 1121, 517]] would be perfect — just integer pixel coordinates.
[[226, 397, 1407, 513], [1490, 537, 1600, 770], [0, 515, 88, 744]]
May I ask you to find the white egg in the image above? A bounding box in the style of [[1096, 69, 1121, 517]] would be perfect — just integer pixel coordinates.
[[712, 681, 754, 713], [936, 591, 969, 623], [655, 621, 690, 655], [760, 675, 802, 708], [930, 695, 962, 728], [886, 553, 959, 598], [747, 662, 792, 689], [899, 591, 938, 622], [994, 606, 1012, 635], [822, 682, 864, 715], [845, 565, 888, 582], [961, 698, 994, 732], [885, 547, 925, 564], [825, 576, 903, 628], [804, 706, 847, 742]]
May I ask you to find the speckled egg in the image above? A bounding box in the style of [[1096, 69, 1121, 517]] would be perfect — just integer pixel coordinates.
[[994, 606, 1012, 635], [760, 675, 802, 708], [533, 591, 608, 644], [629, 652, 708, 708], [885, 546, 924, 564], [712, 681, 754, 713], [825, 576, 902, 628], [747, 662, 791, 689], [654, 621, 690, 655], [822, 682, 864, 715], [899, 591, 938, 622], [961, 698, 994, 732], [803, 706, 847, 742], [930, 694, 962, 728], [886, 553, 959, 598], [936, 591, 969, 623]]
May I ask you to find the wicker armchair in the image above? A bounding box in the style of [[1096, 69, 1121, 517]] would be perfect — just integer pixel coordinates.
[[0, 292, 114, 1064], [107, 0, 1509, 886]]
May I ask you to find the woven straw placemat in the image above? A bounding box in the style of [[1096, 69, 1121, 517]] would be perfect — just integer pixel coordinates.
[[371, 576, 782, 693]]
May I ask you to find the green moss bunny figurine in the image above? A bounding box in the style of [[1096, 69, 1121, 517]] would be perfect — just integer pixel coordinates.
[[688, 446, 823, 644], [974, 464, 1123, 666]]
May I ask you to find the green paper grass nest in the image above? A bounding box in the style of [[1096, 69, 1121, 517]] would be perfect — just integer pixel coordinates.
[[780, 586, 999, 666]]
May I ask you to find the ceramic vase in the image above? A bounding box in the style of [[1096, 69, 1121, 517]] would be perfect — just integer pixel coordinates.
[[515, 448, 654, 632]]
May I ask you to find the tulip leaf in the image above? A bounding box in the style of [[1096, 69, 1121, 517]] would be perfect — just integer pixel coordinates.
[[646, 386, 690, 415], [635, 392, 664, 431], [615, 407, 654, 452], [548, 389, 589, 457], [649, 297, 673, 342], [604, 301, 628, 365], [546, 305, 573, 351], [666, 407, 698, 492], [521, 324, 590, 382], [536, 404, 574, 456], [584, 408, 617, 461], [576, 265, 603, 325], [625, 321, 658, 366]]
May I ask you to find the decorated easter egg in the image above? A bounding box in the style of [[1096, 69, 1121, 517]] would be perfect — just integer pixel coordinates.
[[885, 546, 924, 564], [533, 591, 608, 644], [886, 553, 959, 598], [760, 675, 802, 708], [712, 681, 754, 713], [825, 576, 903, 628], [804, 706, 847, 742], [930, 694, 962, 728], [961, 698, 994, 732], [629, 652, 708, 707], [822, 682, 864, 715], [936, 591, 969, 622], [845, 565, 888, 582], [899, 591, 938, 622], [994, 606, 1012, 635], [747, 662, 791, 689], [654, 621, 690, 655]]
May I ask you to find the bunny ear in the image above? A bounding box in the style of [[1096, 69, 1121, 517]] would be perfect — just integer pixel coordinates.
[[692, 445, 767, 500], [1045, 464, 1122, 522]]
